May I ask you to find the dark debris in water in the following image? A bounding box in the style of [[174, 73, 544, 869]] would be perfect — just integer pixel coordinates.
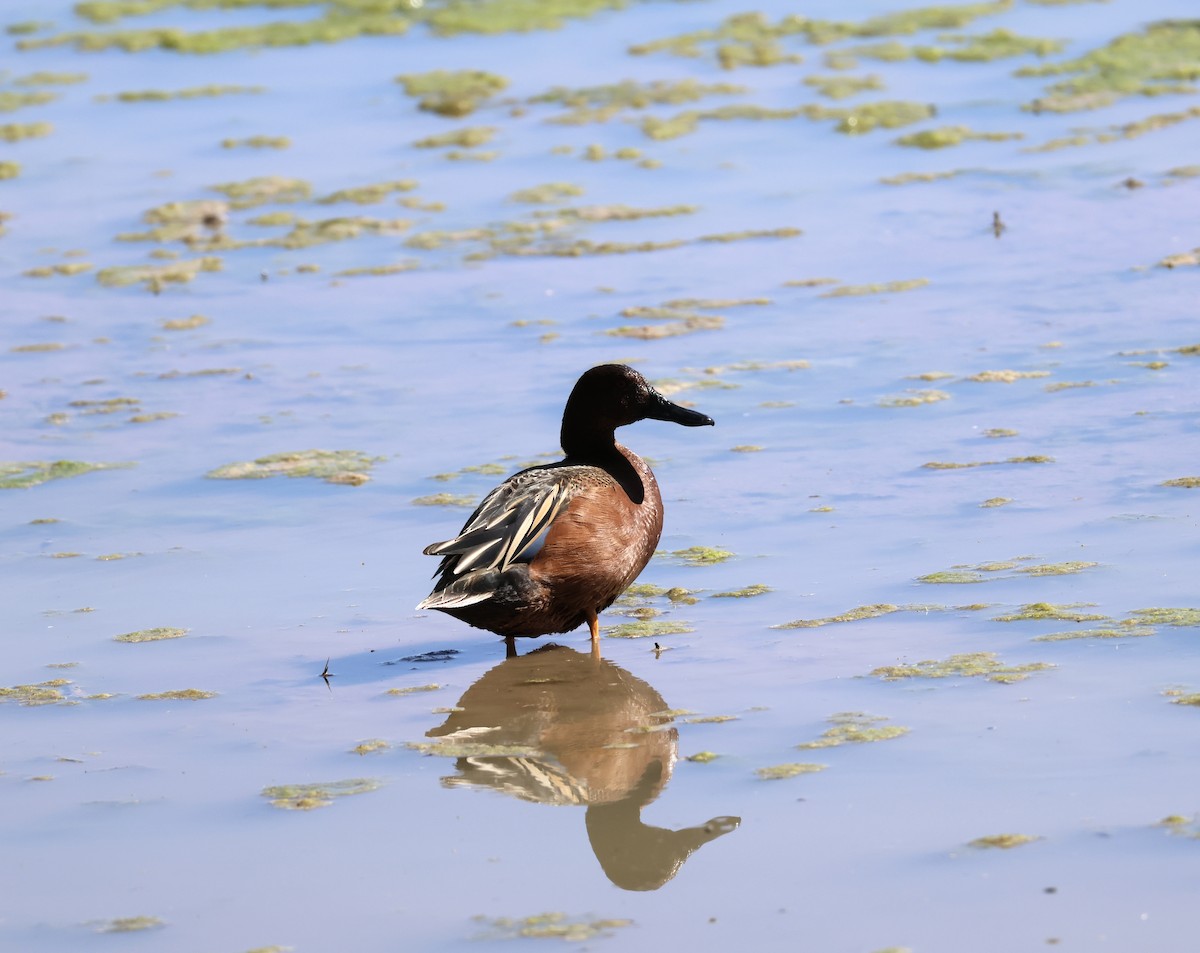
[[387, 649, 461, 665]]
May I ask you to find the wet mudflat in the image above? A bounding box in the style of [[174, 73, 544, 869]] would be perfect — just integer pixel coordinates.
[[2, 0, 1199, 951]]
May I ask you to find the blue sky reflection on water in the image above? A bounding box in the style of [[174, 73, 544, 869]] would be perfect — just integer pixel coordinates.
[[2, 0, 1200, 950]]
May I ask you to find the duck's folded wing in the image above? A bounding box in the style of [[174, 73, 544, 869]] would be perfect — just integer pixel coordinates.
[[422, 470, 576, 578]]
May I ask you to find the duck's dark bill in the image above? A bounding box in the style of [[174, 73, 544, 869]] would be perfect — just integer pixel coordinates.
[[646, 392, 715, 427]]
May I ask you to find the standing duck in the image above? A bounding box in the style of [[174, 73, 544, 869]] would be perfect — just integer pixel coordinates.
[[417, 364, 714, 652]]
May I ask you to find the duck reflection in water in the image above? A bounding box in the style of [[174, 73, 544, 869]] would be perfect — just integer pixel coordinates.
[[422, 644, 740, 891]]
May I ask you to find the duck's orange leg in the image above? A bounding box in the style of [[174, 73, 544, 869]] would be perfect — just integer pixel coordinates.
[[586, 608, 601, 659]]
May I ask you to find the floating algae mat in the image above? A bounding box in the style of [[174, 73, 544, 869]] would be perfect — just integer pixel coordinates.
[[755, 762, 827, 780], [206, 450, 381, 485], [114, 627, 187, 643], [261, 778, 381, 810], [796, 712, 910, 749], [0, 460, 132, 489], [871, 652, 1054, 683], [473, 913, 633, 942]]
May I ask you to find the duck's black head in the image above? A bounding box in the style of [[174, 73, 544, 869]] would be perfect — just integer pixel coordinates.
[[560, 364, 714, 456]]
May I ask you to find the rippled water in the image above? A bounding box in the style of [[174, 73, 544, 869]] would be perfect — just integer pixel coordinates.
[[3, 0, 1199, 950]]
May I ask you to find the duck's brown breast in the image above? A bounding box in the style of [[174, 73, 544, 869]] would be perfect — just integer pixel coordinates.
[[529, 446, 663, 623]]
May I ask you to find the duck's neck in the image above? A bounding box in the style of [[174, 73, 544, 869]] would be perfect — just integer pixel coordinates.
[[561, 430, 645, 505]]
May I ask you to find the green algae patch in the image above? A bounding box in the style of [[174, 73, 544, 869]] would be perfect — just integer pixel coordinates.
[[700, 227, 801, 243], [797, 712, 910, 749], [207, 450, 381, 485], [1, 122, 53, 142], [1131, 608, 1200, 626], [110, 84, 264, 102], [967, 369, 1050, 382], [918, 571, 986, 584], [11, 342, 67, 353], [0, 460, 131, 489], [608, 315, 723, 340], [161, 314, 210, 330], [409, 738, 539, 758], [412, 493, 477, 507], [1170, 694, 1200, 708], [923, 456, 1053, 469], [262, 778, 380, 811], [547, 204, 699, 224], [756, 762, 827, 781], [993, 602, 1108, 623], [386, 684, 442, 696], [1163, 477, 1200, 488], [605, 620, 693, 639], [474, 913, 633, 943], [209, 176, 311, 209], [0, 679, 72, 706], [24, 262, 94, 278], [334, 261, 419, 278], [711, 584, 771, 598], [97, 256, 222, 292], [774, 604, 901, 629], [0, 90, 58, 113], [665, 545, 734, 565], [1019, 20, 1200, 113], [1016, 561, 1098, 576], [916, 28, 1065, 62], [70, 397, 139, 415], [895, 125, 1022, 148], [631, 3, 1015, 67], [805, 73, 884, 99], [684, 714, 739, 724], [535, 79, 746, 123], [826, 101, 936, 134], [268, 216, 412, 249], [879, 388, 950, 407], [23, 10, 413, 54], [115, 627, 187, 644], [1034, 627, 1154, 642], [248, 211, 297, 227], [969, 833, 1040, 849], [7, 22, 53, 36], [0, 161, 22, 179], [98, 916, 164, 933], [221, 135, 289, 150], [396, 70, 508, 117], [413, 127, 496, 149], [319, 182, 417, 206], [616, 584, 700, 607], [983, 428, 1018, 438], [121, 198, 228, 242], [872, 652, 1053, 683], [1158, 815, 1200, 838], [822, 278, 928, 297], [1032, 106, 1200, 153], [687, 751, 720, 763], [13, 70, 87, 85], [881, 170, 963, 185], [351, 739, 390, 756], [137, 689, 216, 700], [509, 182, 585, 204]]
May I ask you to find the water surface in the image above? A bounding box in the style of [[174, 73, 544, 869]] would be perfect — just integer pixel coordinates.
[[2, 1, 1199, 950]]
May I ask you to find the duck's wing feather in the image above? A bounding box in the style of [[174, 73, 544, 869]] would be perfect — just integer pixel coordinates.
[[422, 466, 588, 579]]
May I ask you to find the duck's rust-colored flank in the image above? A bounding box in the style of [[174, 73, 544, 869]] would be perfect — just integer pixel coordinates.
[[417, 364, 714, 651]]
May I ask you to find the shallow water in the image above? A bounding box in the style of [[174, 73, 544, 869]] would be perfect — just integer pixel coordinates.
[[3, 0, 1200, 950]]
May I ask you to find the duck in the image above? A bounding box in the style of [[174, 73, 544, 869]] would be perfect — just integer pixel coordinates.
[[417, 364, 714, 652]]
